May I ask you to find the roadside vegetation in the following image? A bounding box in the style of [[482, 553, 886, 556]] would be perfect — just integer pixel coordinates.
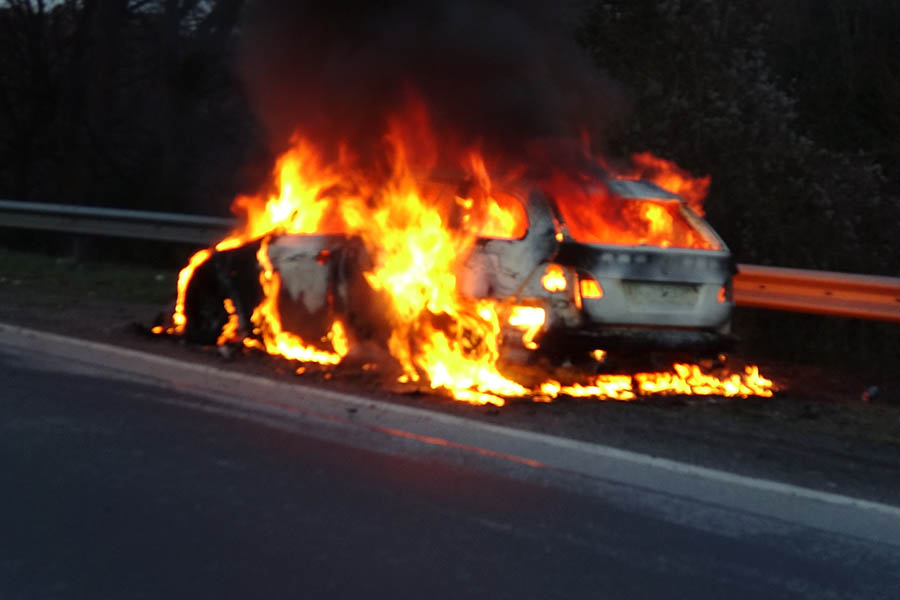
[[580, 0, 900, 275], [2, 0, 897, 274], [0, 246, 175, 305]]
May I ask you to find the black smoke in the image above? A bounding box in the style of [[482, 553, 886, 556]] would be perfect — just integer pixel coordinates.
[[237, 0, 626, 171]]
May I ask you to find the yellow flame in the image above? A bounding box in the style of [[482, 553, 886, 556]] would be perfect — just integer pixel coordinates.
[[508, 306, 546, 350], [248, 239, 347, 365], [167, 118, 775, 405], [541, 264, 567, 292], [171, 248, 212, 333], [339, 143, 527, 404], [640, 203, 673, 248], [216, 298, 240, 346], [635, 364, 774, 398], [537, 364, 774, 401]]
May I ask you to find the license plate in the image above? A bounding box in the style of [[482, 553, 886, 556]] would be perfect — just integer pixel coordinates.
[[622, 282, 699, 307]]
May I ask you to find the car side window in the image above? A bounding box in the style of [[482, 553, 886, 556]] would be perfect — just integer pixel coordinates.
[[466, 191, 529, 240]]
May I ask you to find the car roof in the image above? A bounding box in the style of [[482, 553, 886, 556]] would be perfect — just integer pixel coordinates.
[[603, 179, 682, 201], [424, 168, 685, 203]]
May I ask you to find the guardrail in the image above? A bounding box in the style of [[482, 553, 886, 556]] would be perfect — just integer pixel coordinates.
[[733, 264, 900, 323], [3, 199, 899, 323], [0, 199, 235, 245]]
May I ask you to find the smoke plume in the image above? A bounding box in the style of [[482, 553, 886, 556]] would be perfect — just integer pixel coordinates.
[[237, 0, 626, 171]]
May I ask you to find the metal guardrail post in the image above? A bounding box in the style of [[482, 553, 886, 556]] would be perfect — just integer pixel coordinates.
[[734, 264, 900, 323]]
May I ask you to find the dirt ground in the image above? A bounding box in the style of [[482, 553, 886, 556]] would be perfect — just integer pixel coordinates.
[[2, 247, 899, 506]]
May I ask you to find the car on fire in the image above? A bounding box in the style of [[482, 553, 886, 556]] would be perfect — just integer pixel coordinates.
[[182, 171, 735, 364]]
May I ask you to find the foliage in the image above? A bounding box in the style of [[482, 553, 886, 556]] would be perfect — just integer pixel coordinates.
[[580, 0, 900, 273], [0, 0, 257, 215]]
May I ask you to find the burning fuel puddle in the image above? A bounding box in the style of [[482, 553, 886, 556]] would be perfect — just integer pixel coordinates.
[[146, 325, 775, 408]]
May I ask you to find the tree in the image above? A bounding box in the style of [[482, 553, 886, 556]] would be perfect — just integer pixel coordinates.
[[580, 0, 899, 274], [0, 0, 255, 214]]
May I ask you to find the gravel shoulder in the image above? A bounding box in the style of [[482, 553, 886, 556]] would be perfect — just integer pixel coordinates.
[[3, 247, 900, 506]]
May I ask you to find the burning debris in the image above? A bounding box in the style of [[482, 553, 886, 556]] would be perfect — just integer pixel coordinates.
[[153, 0, 774, 405]]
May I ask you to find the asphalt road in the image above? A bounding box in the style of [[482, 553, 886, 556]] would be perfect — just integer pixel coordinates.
[[2, 342, 900, 599]]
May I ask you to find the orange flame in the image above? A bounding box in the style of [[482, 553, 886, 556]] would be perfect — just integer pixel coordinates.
[[460, 152, 528, 239], [508, 306, 546, 350], [628, 152, 710, 216], [339, 132, 526, 405], [635, 364, 773, 398], [170, 248, 212, 334], [249, 239, 347, 365], [541, 376, 637, 402], [162, 108, 774, 404], [216, 298, 240, 346], [547, 171, 717, 250], [539, 364, 773, 402]]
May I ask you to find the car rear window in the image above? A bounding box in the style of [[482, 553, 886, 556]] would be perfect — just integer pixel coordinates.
[[547, 178, 720, 250]]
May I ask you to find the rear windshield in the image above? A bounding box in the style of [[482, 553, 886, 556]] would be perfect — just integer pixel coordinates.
[[546, 178, 720, 250]]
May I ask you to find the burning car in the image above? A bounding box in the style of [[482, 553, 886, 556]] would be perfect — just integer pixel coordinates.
[[159, 133, 771, 405], [466, 174, 733, 359], [179, 165, 733, 365]]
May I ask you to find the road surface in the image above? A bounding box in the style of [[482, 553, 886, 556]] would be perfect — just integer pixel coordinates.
[[2, 333, 900, 599]]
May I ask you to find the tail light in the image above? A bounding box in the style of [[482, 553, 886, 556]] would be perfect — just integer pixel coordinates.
[[579, 276, 604, 299]]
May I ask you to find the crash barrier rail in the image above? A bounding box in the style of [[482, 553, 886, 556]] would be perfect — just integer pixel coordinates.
[[2, 199, 899, 323], [0, 199, 235, 245], [733, 264, 900, 324]]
